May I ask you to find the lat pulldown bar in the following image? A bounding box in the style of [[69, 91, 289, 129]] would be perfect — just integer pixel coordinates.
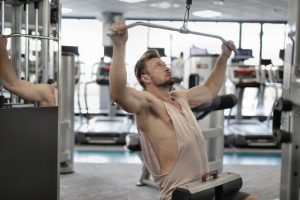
[[107, 0, 238, 54], [107, 22, 238, 54]]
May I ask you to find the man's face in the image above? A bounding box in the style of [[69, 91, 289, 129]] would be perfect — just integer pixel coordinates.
[[144, 57, 175, 88]]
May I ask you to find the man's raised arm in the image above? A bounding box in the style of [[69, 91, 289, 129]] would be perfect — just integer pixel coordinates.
[[185, 41, 236, 108], [109, 23, 147, 114], [0, 35, 55, 107]]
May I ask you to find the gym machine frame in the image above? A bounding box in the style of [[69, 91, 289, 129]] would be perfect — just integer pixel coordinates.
[[1, 0, 60, 102], [1, 0, 74, 174], [271, 0, 300, 199], [0, 0, 62, 199], [6, 33, 58, 40]]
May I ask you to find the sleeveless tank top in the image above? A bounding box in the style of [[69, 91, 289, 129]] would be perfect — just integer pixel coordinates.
[[138, 97, 209, 200]]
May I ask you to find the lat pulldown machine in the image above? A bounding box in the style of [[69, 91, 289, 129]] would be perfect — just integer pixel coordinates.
[[271, 0, 300, 199], [107, 0, 238, 55]]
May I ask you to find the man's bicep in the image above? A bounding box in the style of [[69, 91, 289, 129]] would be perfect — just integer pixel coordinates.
[[114, 87, 148, 114], [186, 85, 213, 108]]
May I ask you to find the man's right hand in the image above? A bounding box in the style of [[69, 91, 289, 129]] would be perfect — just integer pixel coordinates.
[[108, 22, 128, 47]]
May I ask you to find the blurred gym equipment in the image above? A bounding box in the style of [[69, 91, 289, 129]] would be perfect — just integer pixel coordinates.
[[226, 49, 278, 147], [75, 46, 134, 144]]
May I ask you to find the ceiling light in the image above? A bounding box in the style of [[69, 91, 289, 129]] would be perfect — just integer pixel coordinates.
[[213, 0, 224, 6], [193, 10, 222, 18], [150, 2, 171, 9], [118, 0, 147, 3], [62, 7, 72, 14], [150, 2, 180, 9]]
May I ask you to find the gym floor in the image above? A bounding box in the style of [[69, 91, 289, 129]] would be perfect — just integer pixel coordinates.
[[74, 145, 281, 166], [60, 145, 281, 200]]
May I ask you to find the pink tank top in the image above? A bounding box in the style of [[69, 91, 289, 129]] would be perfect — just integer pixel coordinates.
[[138, 97, 209, 200]]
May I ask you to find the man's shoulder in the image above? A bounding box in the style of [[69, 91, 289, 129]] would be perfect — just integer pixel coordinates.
[[140, 90, 153, 99], [134, 90, 160, 110], [170, 89, 188, 100]]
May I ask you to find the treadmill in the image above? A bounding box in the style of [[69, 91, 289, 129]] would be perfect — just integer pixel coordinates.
[[75, 47, 134, 144], [225, 49, 279, 147]]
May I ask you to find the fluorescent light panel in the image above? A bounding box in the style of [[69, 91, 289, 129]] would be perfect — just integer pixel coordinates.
[[118, 0, 147, 3], [213, 0, 224, 5], [150, 2, 180, 9], [193, 10, 222, 18]]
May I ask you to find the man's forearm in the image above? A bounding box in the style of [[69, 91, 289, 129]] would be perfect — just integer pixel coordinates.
[[0, 48, 19, 90], [204, 54, 228, 96], [109, 45, 127, 100]]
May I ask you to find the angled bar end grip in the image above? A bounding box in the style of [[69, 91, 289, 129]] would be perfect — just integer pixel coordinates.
[[272, 97, 293, 144]]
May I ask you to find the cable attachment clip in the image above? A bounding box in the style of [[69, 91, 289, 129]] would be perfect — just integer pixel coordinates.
[[181, 0, 192, 33]]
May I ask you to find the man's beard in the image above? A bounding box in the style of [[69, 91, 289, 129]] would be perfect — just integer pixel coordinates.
[[157, 77, 175, 88]]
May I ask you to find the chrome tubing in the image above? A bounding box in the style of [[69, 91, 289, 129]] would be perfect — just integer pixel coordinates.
[[1, 0, 4, 33], [35, 4, 39, 83], [25, 2, 29, 81], [5, 33, 59, 41], [0, 0, 4, 96], [107, 22, 238, 54]]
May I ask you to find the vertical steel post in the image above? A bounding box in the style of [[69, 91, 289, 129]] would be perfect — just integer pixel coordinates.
[[279, 0, 300, 199], [34, 1, 39, 83], [24, 1, 29, 81], [11, 4, 22, 104], [41, 0, 49, 83], [1, 0, 4, 33], [0, 0, 5, 99]]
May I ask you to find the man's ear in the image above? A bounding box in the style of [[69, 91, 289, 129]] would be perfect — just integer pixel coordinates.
[[141, 74, 151, 85]]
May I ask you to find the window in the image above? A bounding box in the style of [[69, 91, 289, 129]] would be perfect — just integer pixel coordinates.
[[125, 20, 149, 86], [61, 19, 102, 112], [262, 23, 285, 65], [241, 23, 261, 65], [61, 19, 102, 80]]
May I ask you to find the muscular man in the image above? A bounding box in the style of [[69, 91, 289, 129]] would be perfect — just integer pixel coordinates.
[[109, 23, 256, 200], [0, 35, 55, 107]]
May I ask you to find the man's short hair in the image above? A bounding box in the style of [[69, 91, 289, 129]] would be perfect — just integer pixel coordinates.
[[134, 49, 160, 88]]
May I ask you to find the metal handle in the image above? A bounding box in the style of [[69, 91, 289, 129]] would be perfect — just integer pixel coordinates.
[[107, 22, 239, 54], [5, 33, 59, 41], [272, 97, 293, 143]]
